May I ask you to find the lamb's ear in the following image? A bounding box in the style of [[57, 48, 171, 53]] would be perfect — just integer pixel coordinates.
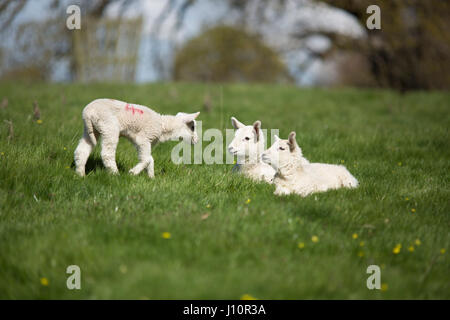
[[253, 120, 261, 141], [178, 112, 200, 123], [192, 111, 200, 119], [274, 135, 280, 141], [288, 131, 297, 152], [231, 117, 245, 129]]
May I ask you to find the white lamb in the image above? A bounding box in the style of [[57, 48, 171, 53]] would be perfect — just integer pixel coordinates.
[[227, 117, 276, 183], [262, 132, 358, 196], [74, 98, 200, 177]]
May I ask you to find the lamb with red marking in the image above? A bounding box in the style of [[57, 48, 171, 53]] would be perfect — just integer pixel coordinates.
[[74, 98, 200, 177]]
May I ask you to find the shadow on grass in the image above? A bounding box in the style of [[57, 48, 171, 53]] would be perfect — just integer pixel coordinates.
[[70, 157, 126, 175]]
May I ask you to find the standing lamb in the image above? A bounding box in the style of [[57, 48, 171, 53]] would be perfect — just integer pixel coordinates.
[[74, 98, 200, 177], [262, 132, 358, 196], [227, 117, 276, 183]]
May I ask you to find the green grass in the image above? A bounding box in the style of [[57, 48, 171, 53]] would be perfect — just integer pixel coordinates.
[[0, 81, 449, 299]]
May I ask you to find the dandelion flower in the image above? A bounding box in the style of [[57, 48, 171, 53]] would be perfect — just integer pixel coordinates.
[[357, 251, 364, 258], [245, 198, 251, 204], [398, 162, 402, 166], [415, 239, 421, 246], [0, 152, 4, 156], [411, 208, 416, 213], [405, 197, 409, 201], [440, 248, 446, 255], [352, 233, 358, 240], [360, 241, 365, 247], [36, 119, 43, 124], [162, 232, 171, 239], [408, 246, 415, 252], [341, 160, 345, 164], [119, 265, 127, 274], [240, 294, 257, 300], [393, 244, 401, 254], [297, 242, 305, 249], [381, 283, 388, 291], [40, 277, 49, 286], [311, 235, 319, 243], [65, 166, 70, 169], [206, 204, 211, 208], [63, 147, 67, 151]]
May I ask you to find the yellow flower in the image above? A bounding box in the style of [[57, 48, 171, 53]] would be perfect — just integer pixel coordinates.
[[311, 235, 319, 243], [415, 239, 421, 246], [381, 283, 388, 291], [341, 160, 345, 164], [440, 248, 446, 255], [405, 197, 409, 201], [393, 244, 402, 254], [397, 162, 402, 166], [240, 294, 257, 300], [352, 233, 358, 240], [0, 152, 4, 156], [119, 265, 128, 274], [63, 147, 67, 151], [357, 251, 364, 257], [359, 241, 365, 247], [40, 277, 49, 286], [65, 166, 70, 169], [36, 119, 43, 124], [245, 198, 251, 204], [411, 208, 416, 213], [408, 246, 415, 252], [161, 232, 171, 239], [206, 204, 211, 208], [297, 242, 305, 249]]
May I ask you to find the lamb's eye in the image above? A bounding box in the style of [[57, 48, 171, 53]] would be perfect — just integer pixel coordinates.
[[245, 137, 250, 141], [190, 125, 195, 131], [279, 147, 285, 151]]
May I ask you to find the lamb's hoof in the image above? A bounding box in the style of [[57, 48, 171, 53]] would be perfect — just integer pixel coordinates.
[[129, 168, 140, 176], [75, 169, 85, 177]]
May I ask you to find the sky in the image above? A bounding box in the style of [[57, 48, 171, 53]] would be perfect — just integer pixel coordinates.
[[4, 0, 364, 85]]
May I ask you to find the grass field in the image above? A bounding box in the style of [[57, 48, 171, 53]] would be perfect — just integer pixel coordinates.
[[0, 81, 449, 299]]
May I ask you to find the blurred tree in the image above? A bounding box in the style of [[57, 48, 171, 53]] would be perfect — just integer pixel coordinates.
[[1, 0, 448, 89], [300, 0, 450, 91], [173, 25, 292, 83], [0, 0, 132, 81], [154, 0, 450, 90]]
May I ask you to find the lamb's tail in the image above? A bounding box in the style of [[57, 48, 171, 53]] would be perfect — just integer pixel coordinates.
[[83, 114, 97, 146]]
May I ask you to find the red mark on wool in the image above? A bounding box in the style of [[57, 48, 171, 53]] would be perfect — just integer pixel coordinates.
[[125, 104, 143, 115]]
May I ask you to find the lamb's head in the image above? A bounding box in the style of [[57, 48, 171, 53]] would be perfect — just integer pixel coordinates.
[[228, 117, 265, 162], [172, 112, 200, 144], [262, 132, 303, 170]]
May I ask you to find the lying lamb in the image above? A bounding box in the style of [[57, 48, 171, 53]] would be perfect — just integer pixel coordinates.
[[74, 98, 200, 177], [227, 117, 276, 183], [262, 132, 358, 196]]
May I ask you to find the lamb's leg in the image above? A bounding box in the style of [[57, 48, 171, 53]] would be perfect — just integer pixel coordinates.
[[146, 154, 155, 178], [129, 138, 153, 177], [74, 131, 95, 176], [100, 130, 120, 174], [274, 185, 291, 196]]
